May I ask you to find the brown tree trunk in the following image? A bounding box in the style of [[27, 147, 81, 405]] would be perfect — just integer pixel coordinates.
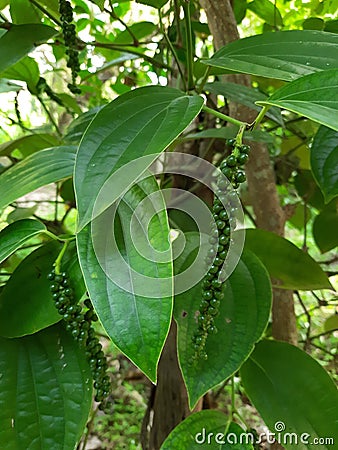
[[141, 321, 202, 450], [200, 0, 297, 345]]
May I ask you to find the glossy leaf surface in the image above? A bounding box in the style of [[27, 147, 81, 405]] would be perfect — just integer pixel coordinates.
[[0, 241, 85, 338], [0, 23, 57, 72], [310, 125, 338, 202], [0, 146, 76, 211], [203, 30, 338, 81], [241, 340, 338, 449], [77, 176, 172, 383], [245, 229, 333, 290], [258, 70, 338, 132], [0, 323, 92, 450], [161, 411, 253, 449], [74, 85, 204, 229], [0, 219, 46, 264], [175, 238, 271, 408]]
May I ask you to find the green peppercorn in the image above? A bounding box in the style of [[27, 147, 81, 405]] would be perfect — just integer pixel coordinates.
[[226, 155, 237, 167], [237, 153, 249, 165], [240, 145, 250, 154], [235, 171, 246, 183]]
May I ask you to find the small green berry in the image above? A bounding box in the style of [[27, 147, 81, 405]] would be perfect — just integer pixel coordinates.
[[226, 155, 237, 167]]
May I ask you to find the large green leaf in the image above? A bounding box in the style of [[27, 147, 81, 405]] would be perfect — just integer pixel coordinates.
[[205, 81, 283, 125], [203, 30, 338, 81], [245, 228, 332, 290], [0, 23, 57, 73], [248, 0, 283, 27], [241, 340, 338, 449], [0, 323, 92, 450], [175, 239, 271, 408], [0, 145, 76, 211], [0, 219, 46, 264], [74, 85, 204, 229], [0, 241, 85, 338], [258, 70, 338, 132], [310, 126, 338, 202], [161, 412, 254, 449], [77, 176, 172, 383], [313, 199, 338, 253]]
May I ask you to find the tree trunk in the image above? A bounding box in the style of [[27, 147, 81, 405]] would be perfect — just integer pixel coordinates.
[[141, 321, 202, 450], [200, 0, 297, 345]]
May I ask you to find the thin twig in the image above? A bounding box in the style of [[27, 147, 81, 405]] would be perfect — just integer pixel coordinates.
[[29, 0, 61, 26], [295, 291, 311, 350]]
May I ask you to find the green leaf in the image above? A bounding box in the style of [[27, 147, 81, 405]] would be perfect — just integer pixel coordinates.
[[248, 0, 283, 27], [294, 169, 325, 211], [77, 176, 172, 382], [89, 0, 105, 9], [313, 199, 338, 253], [74, 85, 203, 229], [0, 23, 57, 73], [324, 314, 338, 332], [258, 70, 338, 132], [114, 21, 156, 45], [6, 206, 38, 223], [35, 0, 59, 15], [0, 145, 76, 211], [0, 133, 60, 157], [161, 412, 254, 449], [175, 243, 271, 408], [310, 126, 338, 202], [0, 78, 21, 93], [203, 30, 338, 81], [303, 17, 325, 31], [0, 219, 46, 264], [136, 0, 169, 7], [241, 340, 338, 449], [0, 241, 85, 338], [205, 81, 283, 125], [233, 0, 247, 24], [245, 228, 333, 290], [0, 323, 92, 450], [63, 107, 102, 144], [0, 56, 40, 92], [10, 0, 41, 23]]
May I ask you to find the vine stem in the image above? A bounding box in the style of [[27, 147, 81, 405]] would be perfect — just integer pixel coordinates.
[[107, 0, 139, 45], [182, 1, 194, 90], [54, 241, 70, 275], [28, 0, 61, 26], [195, 66, 211, 94], [202, 105, 247, 128], [159, 8, 187, 91], [252, 105, 270, 129], [37, 95, 62, 136]]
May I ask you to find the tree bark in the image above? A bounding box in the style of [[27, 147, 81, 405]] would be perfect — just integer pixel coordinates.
[[200, 0, 297, 345], [141, 321, 202, 449]]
